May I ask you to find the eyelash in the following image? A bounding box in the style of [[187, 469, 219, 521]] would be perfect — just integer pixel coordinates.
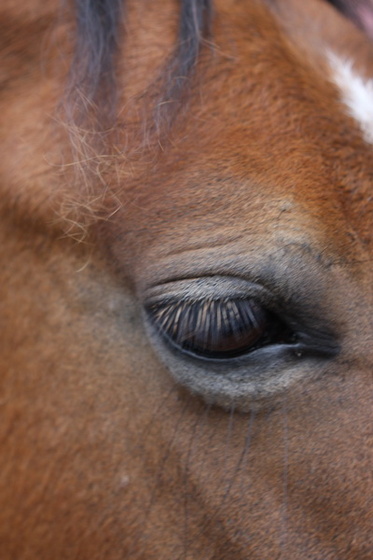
[[146, 298, 296, 360]]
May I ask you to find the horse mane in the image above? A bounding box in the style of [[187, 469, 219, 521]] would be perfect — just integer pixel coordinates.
[[68, 0, 212, 128], [67, 0, 369, 131]]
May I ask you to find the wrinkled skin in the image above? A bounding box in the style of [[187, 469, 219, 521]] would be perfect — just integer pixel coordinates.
[[0, 0, 372, 559]]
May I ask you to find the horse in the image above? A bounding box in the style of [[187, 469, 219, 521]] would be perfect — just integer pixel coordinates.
[[0, 0, 372, 558]]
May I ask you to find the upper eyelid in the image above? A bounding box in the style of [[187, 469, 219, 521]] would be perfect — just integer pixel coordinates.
[[138, 240, 336, 296]]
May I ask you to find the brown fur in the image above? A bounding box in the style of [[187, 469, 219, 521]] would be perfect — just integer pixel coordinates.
[[0, 0, 372, 558]]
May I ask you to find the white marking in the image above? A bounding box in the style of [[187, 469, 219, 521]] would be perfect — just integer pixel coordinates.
[[328, 52, 373, 143], [119, 475, 130, 488]]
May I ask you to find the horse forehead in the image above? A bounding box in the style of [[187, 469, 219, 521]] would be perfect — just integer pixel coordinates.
[[121, 101, 371, 263], [116, 0, 373, 254]]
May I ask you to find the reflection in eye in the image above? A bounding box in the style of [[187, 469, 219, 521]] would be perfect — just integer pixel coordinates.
[[147, 298, 294, 359]]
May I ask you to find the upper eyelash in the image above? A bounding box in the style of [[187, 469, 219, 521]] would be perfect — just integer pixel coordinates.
[[146, 297, 288, 360]]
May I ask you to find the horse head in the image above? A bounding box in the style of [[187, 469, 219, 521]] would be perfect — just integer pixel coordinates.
[[0, 0, 372, 558]]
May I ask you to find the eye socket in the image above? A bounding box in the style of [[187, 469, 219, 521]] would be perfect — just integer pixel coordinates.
[[146, 298, 295, 360]]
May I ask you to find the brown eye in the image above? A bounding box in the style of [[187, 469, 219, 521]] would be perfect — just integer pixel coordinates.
[[146, 298, 293, 360]]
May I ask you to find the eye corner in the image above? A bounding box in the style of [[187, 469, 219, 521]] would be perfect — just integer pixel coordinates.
[[290, 331, 340, 360]]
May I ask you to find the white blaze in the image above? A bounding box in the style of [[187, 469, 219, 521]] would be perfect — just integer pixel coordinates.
[[328, 52, 373, 144]]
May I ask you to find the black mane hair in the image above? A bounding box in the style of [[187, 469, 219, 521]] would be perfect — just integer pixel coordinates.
[[72, 0, 123, 116]]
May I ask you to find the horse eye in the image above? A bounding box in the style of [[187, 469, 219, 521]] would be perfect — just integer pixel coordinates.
[[146, 298, 293, 360]]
